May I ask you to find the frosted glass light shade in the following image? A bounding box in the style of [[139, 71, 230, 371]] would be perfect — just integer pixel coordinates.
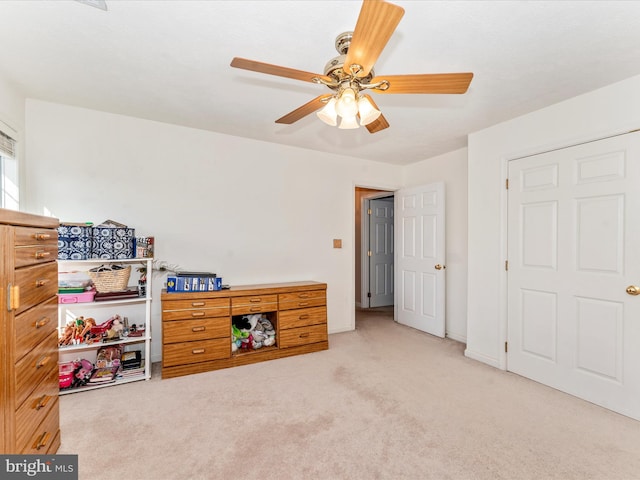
[[316, 97, 338, 126], [358, 96, 381, 126], [335, 88, 358, 118], [339, 115, 360, 129]]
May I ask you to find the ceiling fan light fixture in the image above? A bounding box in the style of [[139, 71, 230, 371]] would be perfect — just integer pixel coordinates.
[[357, 96, 381, 126], [339, 115, 360, 129], [335, 87, 358, 118], [316, 97, 338, 126]]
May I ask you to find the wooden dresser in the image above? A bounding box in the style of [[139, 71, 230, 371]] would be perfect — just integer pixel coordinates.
[[161, 281, 328, 378], [0, 208, 60, 454]]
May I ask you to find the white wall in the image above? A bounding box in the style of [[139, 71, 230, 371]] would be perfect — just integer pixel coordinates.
[[24, 99, 403, 362], [402, 148, 468, 342], [466, 74, 640, 369]]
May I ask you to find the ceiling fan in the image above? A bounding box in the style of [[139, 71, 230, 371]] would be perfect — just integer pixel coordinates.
[[230, 0, 473, 133]]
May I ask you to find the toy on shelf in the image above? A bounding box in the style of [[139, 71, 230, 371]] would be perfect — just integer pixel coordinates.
[[231, 314, 276, 352]]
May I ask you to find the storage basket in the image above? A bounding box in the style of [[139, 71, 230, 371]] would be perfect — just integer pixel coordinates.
[[87, 265, 131, 293]]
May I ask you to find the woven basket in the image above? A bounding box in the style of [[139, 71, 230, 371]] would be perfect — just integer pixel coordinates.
[[87, 265, 131, 293]]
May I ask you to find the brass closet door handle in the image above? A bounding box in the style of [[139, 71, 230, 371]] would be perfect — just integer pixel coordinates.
[[435, 264, 445, 270], [626, 285, 640, 296]]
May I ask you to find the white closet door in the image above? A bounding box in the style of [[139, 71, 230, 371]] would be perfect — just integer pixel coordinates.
[[507, 131, 640, 420]]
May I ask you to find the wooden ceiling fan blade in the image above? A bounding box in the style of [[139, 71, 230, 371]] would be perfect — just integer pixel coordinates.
[[371, 73, 474, 94], [365, 114, 389, 133], [275, 95, 333, 124], [362, 94, 389, 133], [344, 0, 405, 78], [231, 57, 330, 84]]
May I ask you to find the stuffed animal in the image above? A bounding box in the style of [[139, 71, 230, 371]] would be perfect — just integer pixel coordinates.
[[106, 317, 124, 340], [231, 324, 247, 352]]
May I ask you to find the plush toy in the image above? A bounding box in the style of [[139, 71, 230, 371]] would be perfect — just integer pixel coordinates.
[[232, 315, 275, 351], [106, 317, 124, 340], [231, 324, 247, 352]]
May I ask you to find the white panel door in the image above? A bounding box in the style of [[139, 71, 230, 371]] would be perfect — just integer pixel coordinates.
[[395, 182, 446, 337], [507, 131, 640, 420], [369, 197, 394, 307]]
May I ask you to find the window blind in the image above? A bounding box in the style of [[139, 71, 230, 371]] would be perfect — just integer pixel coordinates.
[[0, 130, 16, 158]]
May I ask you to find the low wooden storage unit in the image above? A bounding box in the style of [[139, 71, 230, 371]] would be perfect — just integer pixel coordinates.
[[161, 281, 328, 378]]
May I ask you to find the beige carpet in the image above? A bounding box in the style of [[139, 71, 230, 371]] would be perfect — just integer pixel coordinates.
[[59, 309, 640, 479]]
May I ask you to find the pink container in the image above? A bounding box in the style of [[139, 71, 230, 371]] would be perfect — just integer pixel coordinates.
[[58, 289, 96, 304], [59, 362, 75, 388]]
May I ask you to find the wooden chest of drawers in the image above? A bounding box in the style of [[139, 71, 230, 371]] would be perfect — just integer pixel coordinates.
[[1, 209, 60, 454], [161, 281, 328, 378]]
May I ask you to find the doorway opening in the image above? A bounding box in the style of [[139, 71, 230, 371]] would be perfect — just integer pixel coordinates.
[[355, 187, 394, 312]]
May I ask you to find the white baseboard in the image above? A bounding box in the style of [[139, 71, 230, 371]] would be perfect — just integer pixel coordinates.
[[445, 332, 467, 344], [464, 348, 502, 369]]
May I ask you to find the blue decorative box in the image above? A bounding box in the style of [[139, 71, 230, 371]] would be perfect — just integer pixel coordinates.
[[167, 276, 222, 292], [58, 223, 93, 260], [91, 220, 136, 259]]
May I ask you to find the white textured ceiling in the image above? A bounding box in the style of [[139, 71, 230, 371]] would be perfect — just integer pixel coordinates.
[[1, 0, 640, 165]]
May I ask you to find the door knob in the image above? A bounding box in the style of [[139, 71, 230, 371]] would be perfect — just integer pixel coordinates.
[[626, 285, 640, 296], [435, 264, 445, 270]]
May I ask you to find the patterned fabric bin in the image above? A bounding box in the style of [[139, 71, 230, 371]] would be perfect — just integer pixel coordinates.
[[91, 226, 136, 259], [58, 223, 93, 260]]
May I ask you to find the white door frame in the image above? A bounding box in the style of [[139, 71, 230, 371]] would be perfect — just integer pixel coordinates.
[[360, 191, 395, 309]]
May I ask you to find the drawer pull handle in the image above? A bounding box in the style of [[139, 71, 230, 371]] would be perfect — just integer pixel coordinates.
[[192, 326, 206, 332], [35, 317, 50, 329], [249, 298, 262, 303], [298, 294, 310, 299], [192, 348, 205, 354], [191, 312, 205, 317], [35, 233, 52, 241], [299, 333, 310, 338], [35, 395, 51, 411], [250, 306, 262, 312], [8, 284, 20, 311], [298, 301, 309, 307], [299, 314, 310, 320], [35, 279, 50, 287], [34, 432, 51, 450], [35, 251, 50, 259], [191, 302, 206, 307], [35, 355, 50, 369]]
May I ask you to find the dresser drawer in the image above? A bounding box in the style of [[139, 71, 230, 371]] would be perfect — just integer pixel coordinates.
[[14, 297, 57, 362], [231, 294, 278, 315], [279, 290, 326, 310], [16, 365, 59, 451], [279, 324, 328, 349], [14, 262, 58, 315], [14, 227, 58, 247], [21, 398, 60, 454], [163, 317, 229, 344], [279, 306, 327, 330], [163, 337, 230, 367], [162, 298, 230, 321], [15, 245, 58, 269], [15, 330, 58, 408]]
